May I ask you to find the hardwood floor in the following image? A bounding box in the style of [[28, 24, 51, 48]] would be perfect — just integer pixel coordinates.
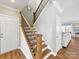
[[0, 49, 26, 59], [0, 37, 79, 59], [48, 37, 79, 59]]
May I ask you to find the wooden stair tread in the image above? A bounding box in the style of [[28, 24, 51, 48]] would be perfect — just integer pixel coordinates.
[[27, 38, 36, 42], [25, 31, 37, 33], [42, 44, 47, 49], [42, 49, 51, 58], [26, 33, 34, 36], [28, 36, 35, 39], [25, 30, 37, 32], [29, 41, 37, 46], [29, 40, 45, 51], [26, 32, 37, 35], [24, 27, 36, 29], [26, 32, 33, 34], [47, 55, 55, 59]]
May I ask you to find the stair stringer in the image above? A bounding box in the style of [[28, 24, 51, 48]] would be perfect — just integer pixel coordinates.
[[19, 27, 33, 59]]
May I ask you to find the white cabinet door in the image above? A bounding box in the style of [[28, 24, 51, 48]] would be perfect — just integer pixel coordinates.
[[0, 17, 19, 53]]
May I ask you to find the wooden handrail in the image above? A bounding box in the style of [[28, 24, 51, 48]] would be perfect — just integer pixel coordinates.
[[33, 0, 43, 23], [33, 0, 49, 23], [35, 34, 42, 59], [35, 0, 43, 14]]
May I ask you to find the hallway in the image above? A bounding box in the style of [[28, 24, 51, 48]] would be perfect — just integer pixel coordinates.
[[48, 37, 79, 59]]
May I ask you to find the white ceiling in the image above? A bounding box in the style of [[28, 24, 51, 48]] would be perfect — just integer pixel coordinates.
[[56, 0, 79, 23], [58, 0, 79, 16], [0, 0, 28, 11], [0, 0, 79, 23]]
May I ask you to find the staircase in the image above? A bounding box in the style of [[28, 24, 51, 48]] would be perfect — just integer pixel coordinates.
[[20, 0, 55, 59], [21, 14, 55, 59]]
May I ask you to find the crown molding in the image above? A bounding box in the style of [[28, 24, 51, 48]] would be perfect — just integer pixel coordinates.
[[0, 3, 20, 12]]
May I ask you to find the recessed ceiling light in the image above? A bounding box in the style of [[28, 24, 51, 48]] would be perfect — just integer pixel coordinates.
[[11, 0, 15, 3], [27, 5, 32, 11]]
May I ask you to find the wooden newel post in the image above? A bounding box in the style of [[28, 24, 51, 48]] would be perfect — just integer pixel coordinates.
[[35, 34, 42, 59]]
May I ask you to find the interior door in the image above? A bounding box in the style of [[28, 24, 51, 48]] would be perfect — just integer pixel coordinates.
[[0, 17, 19, 53], [0, 21, 6, 53]]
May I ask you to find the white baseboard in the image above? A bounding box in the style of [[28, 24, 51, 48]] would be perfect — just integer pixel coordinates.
[[0, 48, 19, 55], [19, 47, 28, 59], [47, 45, 57, 56], [42, 42, 56, 56], [43, 52, 53, 59]]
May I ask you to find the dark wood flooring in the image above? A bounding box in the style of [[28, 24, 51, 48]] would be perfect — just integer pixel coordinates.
[[48, 37, 79, 59]]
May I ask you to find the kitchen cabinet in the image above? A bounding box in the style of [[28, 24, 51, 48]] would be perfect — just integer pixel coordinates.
[[62, 32, 71, 47]]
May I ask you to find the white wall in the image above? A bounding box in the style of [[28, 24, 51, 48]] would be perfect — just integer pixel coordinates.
[[0, 14, 20, 53], [22, 7, 33, 26], [28, 0, 37, 12], [28, 0, 41, 12], [20, 28, 33, 59], [56, 15, 62, 54], [34, 1, 57, 53]]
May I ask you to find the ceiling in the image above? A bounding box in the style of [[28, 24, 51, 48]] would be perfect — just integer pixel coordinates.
[[57, 0, 79, 16], [0, 0, 79, 23], [0, 0, 28, 11], [56, 0, 79, 23]]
